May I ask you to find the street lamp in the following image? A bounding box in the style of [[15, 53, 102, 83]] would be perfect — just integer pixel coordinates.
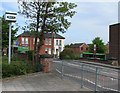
[[5, 11, 17, 64]]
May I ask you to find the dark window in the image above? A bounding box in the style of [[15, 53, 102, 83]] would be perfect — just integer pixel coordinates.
[[45, 48, 48, 53], [81, 47, 83, 50], [86, 48, 88, 50]]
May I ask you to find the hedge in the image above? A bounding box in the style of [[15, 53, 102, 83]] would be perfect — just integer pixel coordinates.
[[2, 56, 37, 78]]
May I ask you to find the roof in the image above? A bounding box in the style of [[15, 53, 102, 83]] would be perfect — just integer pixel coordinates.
[[17, 32, 65, 39], [71, 43, 85, 48]]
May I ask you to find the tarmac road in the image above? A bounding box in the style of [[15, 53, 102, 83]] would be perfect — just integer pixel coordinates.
[[53, 60, 120, 92]]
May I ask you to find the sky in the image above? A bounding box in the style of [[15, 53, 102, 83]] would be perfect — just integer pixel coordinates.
[[0, 1, 119, 45]]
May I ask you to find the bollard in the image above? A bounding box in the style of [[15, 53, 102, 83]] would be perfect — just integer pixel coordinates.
[[61, 61, 64, 79], [81, 64, 84, 88], [94, 67, 98, 92]]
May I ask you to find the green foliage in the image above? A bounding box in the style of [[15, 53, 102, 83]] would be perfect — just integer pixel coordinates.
[[2, 56, 37, 78], [65, 43, 73, 48], [26, 50, 34, 61], [59, 48, 74, 59], [1, 16, 19, 49], [89, 37, 107, 53], [74, 55, 80, 60]]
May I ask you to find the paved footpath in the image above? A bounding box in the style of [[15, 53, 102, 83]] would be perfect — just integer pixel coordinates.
[[2, 72, 91, 91]]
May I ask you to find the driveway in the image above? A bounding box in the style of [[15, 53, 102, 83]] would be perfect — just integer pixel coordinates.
[[2, 72, 90, 91]]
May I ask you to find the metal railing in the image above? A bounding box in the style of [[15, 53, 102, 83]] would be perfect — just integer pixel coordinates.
[[53, 60, 120, 92]]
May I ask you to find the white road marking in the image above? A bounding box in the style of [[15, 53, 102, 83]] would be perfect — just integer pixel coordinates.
[[55, 69, 119, 92]]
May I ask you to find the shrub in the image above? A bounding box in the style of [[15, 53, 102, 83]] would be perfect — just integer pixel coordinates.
[[26, 50, 33, 61], [74, 55, 80, 60], [2, 56, 37, 78], [59, 48, 74, 59]]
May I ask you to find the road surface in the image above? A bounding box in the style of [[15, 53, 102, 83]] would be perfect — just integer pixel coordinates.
[[52, 60, 120, 92]]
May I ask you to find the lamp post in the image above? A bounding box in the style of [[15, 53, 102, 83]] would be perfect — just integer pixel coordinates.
[[5, 11, 17, 64]]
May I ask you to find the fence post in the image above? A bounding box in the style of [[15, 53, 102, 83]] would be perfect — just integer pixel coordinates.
[[81, 64, 84, 88], [95, 67, 98, 92], [61, 60, 64, 79]]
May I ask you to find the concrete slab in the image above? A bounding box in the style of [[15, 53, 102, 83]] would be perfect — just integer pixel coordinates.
[[2, 72, 91, 91]]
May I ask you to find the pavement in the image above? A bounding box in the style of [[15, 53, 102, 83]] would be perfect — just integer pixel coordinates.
[[2, 72, 91, 91]]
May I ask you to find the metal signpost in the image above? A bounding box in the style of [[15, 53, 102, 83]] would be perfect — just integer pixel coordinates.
[[5, 11, 17, 64]]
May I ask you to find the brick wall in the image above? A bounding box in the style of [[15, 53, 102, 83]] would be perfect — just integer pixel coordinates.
[[109, 24, 120, 59], [17, 36, 53, 54], [71, 44, 89, 55]]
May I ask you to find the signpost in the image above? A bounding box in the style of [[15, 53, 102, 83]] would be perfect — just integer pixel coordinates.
[[5, 11, 17, 64], [94, 44, 96, 59]]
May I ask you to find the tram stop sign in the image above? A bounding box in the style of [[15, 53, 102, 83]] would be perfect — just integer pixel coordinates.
[[5, 11, 17, 22]]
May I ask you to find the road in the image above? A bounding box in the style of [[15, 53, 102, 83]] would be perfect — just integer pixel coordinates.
[[52, 60, 120, 92]]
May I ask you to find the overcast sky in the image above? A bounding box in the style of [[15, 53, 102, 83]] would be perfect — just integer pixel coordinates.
[[0, 1, 119, 45]]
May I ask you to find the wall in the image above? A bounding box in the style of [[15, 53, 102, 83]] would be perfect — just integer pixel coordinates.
[[54, 39, 64, 56]]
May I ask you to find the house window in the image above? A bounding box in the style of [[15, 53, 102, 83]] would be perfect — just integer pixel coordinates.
[[49, 48, 51, 54], [59, 40, 61, 45], [25, 38, 28, 44], [59, 47, 61, 52], [45, 48, 48, 54], [22, 37, 24, 44], [81, 47, 83, 50], [56, 40, 58, 45], [45, 39, 48, 45], [49, 39, 51, 45], [86, 48, 88, 50]]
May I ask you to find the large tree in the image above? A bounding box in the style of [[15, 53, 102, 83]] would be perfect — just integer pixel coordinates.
[[0, 16, 18, 55], [89, 37, 107, 53], [18, 1, 77, 64]]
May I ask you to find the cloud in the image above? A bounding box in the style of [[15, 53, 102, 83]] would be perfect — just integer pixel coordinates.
[[64, 2, 117, 44]]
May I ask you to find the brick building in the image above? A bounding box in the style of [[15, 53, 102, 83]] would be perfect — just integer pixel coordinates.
[[16, 31, 65, 56], [109, 23, 120, 64], [106, 44, 109, 54], [70, 43, 89, 55]]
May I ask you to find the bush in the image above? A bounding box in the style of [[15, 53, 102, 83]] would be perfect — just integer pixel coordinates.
[[2, 56, 37, 78], [74, 55, 80, 60], [59, 48, 74, 60], [26, 50, 33, 61]]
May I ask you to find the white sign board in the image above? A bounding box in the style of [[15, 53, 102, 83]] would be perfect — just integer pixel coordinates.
[[5, 11, 17, 22]]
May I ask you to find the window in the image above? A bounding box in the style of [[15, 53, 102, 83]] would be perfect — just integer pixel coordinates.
[[86, 48, 88, 50], [81, 47, 83, 50], [59, 40, 61, 45], [45, 48, 48, 54], [22, 38, 24, 44], [49, 39, 51, 45], [56, 40, 58, 45], [59, 47, 61, 52], [45, 39, 48, 45], [49, 48, 51, 54], [25, 38, 28, 44]]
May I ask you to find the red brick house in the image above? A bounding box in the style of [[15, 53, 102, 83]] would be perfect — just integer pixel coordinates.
[[106, 44, 109, 54], [16, 31, 65, 55], [70, 43, 89, 55]]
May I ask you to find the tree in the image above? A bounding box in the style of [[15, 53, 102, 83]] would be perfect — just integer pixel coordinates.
[[0, 16, 18, 55], [65, 43, 73, 48], [59, 48, 74, 59], [18, 1, 77, 64], [89, 37, 107, 53]]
